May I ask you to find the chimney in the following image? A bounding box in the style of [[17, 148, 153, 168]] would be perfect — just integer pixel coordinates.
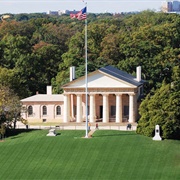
[[47, 86, 52, 95], [36, 91, 39, 95], [70, 66, 75, 81], [136, 66, 141, 82]]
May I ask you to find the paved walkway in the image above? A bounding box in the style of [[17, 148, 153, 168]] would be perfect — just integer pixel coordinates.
[[88, 130, 96, 137], [15, 121, 137, 131]]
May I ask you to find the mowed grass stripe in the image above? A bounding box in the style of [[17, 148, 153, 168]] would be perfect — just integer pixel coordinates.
[[93, 131, 179, 179], [0, 130, 179, 180]]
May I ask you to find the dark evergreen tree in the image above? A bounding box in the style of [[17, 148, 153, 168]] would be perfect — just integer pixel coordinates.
[[137, 66, 180, 139]]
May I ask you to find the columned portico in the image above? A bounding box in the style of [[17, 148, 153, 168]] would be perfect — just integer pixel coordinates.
[[103, 94, 109, 123], [89, 94, 96, 123], [64, 94, 70, 123], [129, 94, 135, 123], [76, 94, 82, 123], [115, 94, 123, 123]]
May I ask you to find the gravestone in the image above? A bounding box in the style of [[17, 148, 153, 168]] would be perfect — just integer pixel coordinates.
[[152, 125, 162, 141], [46, 129, 56, 136]]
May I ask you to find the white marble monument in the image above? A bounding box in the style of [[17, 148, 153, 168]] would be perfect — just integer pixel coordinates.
[[152, 125, 162, 141], [46, 129, 56, 136]]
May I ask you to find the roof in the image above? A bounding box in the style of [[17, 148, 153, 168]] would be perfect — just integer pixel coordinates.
[[62, 65, 144, 89], [21, 94, 64, 102], [99, 65, 144, 86]]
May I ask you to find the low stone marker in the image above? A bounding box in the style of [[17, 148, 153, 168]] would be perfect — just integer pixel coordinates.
[[152, 125, 162, 141], [46, 129, 56, 136]]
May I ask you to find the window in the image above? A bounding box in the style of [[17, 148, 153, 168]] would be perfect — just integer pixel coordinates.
[[74, 105, 77, 116], [111, 106, 116, 116], [124, 106, 129, 116], [28, 106, 33, 116], [56, 106, 61, 115], [42, 106, 47, 115]]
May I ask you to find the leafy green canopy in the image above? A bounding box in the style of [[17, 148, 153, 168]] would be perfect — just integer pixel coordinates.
[[0, 11, 179, 97], [55, 11, 180, 95]]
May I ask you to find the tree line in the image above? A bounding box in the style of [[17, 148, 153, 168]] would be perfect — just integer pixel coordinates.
[[0, 11, 179, 139]]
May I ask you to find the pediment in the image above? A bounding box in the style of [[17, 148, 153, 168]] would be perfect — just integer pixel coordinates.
[[63, 71, 137, 88]]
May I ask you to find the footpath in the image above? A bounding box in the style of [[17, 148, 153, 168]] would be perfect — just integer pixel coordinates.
[[88, 129, 96, 137], [15, 121, 137, 131]]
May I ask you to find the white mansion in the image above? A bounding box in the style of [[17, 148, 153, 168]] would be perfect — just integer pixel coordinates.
[[21, 65, 144, 124]]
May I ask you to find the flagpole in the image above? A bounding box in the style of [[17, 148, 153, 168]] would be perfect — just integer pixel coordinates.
[[84, 2, 88, 138]]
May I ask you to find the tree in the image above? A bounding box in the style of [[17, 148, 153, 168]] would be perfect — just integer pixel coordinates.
[[136, 66, 180, 139], [0, 85, 22, 129], [8, 95, 22, 129], [0, 67, 22, 96], [0, 20, 35, 39], [0, 34, 31, 69]]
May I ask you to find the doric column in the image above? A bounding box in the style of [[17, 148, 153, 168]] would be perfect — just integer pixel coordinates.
[[76, 94, 82, 123], [64, 94, 70, 123], [103, 94, 109, 123], [89, 94, 96, 123], [129, 94, 135, 123], [82, 101, 86, 121], [70, 94, 74, 120], [116, 94, 123, 123]]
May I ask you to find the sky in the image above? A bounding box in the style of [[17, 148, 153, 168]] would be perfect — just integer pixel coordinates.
[[0, 0, 165, 14]]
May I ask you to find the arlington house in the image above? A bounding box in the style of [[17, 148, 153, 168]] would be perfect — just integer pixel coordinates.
[[21, 65, 145, 125]]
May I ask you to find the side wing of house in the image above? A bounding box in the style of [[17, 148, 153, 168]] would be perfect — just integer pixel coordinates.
[[21, 87, 64, 124]]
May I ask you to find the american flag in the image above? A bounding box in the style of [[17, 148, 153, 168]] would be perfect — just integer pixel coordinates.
[[70, 7, 87, 20], [77, 7, 87, 20]]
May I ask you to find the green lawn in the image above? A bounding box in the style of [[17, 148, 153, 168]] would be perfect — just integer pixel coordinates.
[[0, 130, 179, 180]]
